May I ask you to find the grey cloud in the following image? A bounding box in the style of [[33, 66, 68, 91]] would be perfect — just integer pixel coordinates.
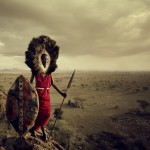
[[0, 0, 150, 59]]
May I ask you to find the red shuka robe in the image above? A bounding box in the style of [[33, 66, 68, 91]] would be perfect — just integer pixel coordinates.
[[33, 74, 51, 131]]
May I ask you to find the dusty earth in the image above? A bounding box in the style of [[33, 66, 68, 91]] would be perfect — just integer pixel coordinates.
[[0, 71, 150, 149]]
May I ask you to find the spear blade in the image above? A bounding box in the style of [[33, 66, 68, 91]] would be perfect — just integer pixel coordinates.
[[67, 69, 76, 89]]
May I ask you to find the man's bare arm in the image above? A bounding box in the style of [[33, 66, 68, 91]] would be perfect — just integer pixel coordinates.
[[30, 72, 35, 83], [51, 76, 67, 98]]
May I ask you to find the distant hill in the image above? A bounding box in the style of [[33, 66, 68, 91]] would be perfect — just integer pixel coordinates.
[[0, 68, 30, 73]]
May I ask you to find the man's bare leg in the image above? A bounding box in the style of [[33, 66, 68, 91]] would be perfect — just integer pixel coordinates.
[[29, 127, 36, 137], [41, 127, 48, 142]]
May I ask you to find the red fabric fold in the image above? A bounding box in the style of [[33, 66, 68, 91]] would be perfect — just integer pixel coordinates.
[[33, 74, 51, 131]]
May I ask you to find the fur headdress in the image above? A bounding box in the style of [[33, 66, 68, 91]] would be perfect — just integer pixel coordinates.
[[25, 35, 59, 75]]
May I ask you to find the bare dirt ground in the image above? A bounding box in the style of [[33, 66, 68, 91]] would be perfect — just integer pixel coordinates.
[[0, 71, 150, 149]]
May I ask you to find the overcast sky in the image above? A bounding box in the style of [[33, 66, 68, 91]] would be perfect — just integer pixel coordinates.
[[0, 0, 150, 71]]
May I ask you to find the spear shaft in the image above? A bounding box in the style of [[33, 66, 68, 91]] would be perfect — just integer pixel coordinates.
[[50, 69, 76, 135]]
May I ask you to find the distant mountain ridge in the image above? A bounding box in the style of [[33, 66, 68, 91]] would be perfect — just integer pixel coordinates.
[[0, 68, 30, 73]]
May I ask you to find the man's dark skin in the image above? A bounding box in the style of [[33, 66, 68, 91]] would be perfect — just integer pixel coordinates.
[[41, 54, 47, 68], [30, 54, 66, 141]]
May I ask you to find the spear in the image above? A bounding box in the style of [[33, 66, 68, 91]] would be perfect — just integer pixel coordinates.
[[50, 69, 76, 135]]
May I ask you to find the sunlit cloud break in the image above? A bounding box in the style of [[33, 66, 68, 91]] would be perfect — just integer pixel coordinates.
[[0, 41, 5, 47]]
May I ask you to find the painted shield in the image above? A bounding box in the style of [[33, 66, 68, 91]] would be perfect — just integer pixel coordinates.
[[6, 75, 39, 136]]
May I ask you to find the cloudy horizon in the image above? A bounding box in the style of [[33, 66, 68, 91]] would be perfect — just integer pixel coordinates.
[[0, 0, 150, 71]]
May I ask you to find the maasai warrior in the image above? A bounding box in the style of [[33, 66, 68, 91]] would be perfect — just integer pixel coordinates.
[[25, 35, 66, 141]]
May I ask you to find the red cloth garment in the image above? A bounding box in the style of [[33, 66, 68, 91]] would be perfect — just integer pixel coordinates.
[[33, 74, 51, 131]]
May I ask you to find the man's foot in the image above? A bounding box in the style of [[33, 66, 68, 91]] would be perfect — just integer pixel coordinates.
[[29, 128, 36, 137], [41, 127, 48, 142]]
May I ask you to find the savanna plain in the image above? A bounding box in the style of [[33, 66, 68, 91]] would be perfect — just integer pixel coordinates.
[[0, 71, 150, 150]]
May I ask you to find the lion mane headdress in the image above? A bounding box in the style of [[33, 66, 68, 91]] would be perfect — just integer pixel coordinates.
[[25, 35, 59, 75]]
